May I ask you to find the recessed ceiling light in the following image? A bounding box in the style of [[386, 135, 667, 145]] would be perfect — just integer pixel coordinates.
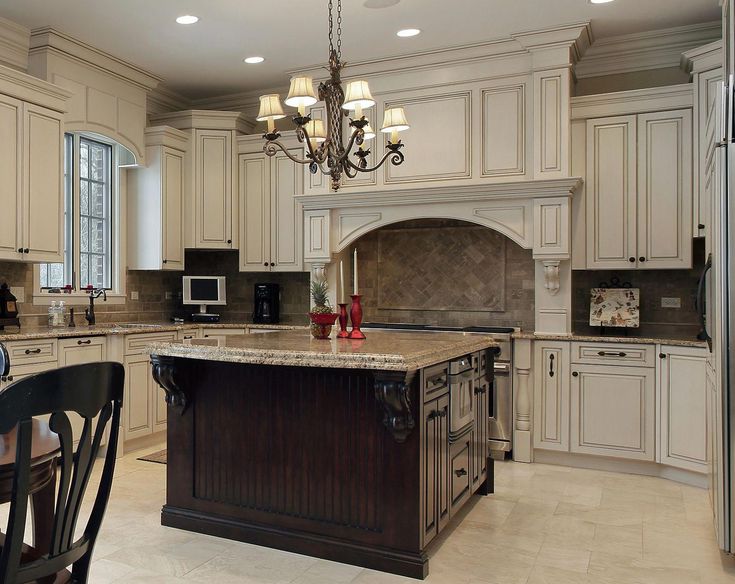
[[244, 56, 265, 64], [589, 0, 614, 3], [175, 15, 199, 25], [397, 28, 421, 38]]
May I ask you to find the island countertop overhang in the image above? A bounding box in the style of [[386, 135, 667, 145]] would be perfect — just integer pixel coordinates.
[[146, 330, 499, 372]]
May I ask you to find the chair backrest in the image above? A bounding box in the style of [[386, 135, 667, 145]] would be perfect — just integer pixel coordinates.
[[0, 362, 124, 584]]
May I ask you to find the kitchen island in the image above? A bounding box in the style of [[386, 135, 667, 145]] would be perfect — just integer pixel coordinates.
[[148, 330, 498, 579]]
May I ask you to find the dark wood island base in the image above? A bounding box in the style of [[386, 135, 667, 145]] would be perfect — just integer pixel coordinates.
[[150, 331, 496, 579]]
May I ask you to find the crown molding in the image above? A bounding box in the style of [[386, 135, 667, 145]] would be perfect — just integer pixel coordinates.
[[681, 40, 723, 74], [295, 177, 583, 210], [29, 27, 162, 91], [0, 62, 72, 112], [0, 16, 30, 72], [575, 21, 721, 79], [147, 84, 192, 116], [149, 109, 253, 133], [571, 83, 693, 119], [144, 125, 190, 150]]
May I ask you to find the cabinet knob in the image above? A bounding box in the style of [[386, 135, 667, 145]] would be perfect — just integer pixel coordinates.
[[572, 371, 579, 377], [24, 248, 29, 254], [227, 239, 232, 244], [263, 262, 268, 267], [270, 262, 275, 267], [6, 376, 12, 382], [17, 248, 23, 253], [162, 259, 168, 264], [639, 257, 646, 262], [698, 223, 705, 230], [629, 257, 635, 263], [659, 353, 667, 359]]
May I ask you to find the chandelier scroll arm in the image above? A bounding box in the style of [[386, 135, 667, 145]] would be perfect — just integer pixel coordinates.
[[344, 148, 405, 174], [263, 140, 313, 165]]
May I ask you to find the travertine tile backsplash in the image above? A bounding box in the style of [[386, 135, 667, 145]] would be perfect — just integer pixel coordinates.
[[354, 219, 536, 330]]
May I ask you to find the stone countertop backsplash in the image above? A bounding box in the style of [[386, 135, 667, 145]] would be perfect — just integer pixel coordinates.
[[513, 324, 707, 348]]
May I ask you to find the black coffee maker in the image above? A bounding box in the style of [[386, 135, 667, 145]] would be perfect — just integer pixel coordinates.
[[253, 283, 280, 324]]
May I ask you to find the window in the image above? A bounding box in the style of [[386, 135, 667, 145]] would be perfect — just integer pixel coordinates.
[[40, 134, 114, 291]]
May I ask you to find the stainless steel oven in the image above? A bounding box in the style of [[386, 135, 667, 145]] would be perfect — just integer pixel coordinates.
[[448, 356, 474, 438], [489, 358, 512, 456]]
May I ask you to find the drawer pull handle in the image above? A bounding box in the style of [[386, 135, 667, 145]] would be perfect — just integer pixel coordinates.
[[184, 336, 193, 340], [77, 340, 92, 345], [24, 348, 42, 355], [474, 385, 487, 395], [455, 468, 468, 477], [426, 375, 446, 391], [549, 353, 555, 377], [597, 351, 626, 357]]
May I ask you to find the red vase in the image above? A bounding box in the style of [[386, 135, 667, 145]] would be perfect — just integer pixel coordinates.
[[337, 303, 349, 338], [348, 295, 366, 339]]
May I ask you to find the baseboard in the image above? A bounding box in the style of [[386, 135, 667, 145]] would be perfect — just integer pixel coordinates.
[[123, 431, 166, 456], [533, 449, 708, 488]]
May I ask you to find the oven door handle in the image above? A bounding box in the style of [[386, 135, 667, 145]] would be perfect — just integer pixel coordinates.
[[493, 363, 511, 374]]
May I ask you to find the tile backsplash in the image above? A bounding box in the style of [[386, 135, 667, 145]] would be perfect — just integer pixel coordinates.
[[354, 219, 536, 330], [0, 252, 310, 327]]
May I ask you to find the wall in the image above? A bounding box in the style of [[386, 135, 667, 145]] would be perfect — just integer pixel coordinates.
[[572, 239, 705, 337], [574, 67, 690, 97], [352, 219, 536, 330]]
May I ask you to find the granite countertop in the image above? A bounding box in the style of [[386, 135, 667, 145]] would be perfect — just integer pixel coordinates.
[[512, 327, 707, 348], [147, 330, 499, 371], [0, 322, 306, 343]]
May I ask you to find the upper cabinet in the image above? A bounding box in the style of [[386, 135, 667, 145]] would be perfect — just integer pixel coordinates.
[[148, 110, 249, 251], [0, 66, 69, 263], [128, 126, 188, 270], [571, 86, 694, 270], [238, 136, 304, 273]]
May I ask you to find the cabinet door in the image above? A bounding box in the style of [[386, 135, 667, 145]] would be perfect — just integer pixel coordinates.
[[239, 153, 271, 271], [533, 342, 570, 451], [637, 110, 693, 269], [270, 151, 303, 272], [22, 103, 64, 262], [658, 347, 707, 472], [153, 373, 167, 432], [0, 94, 22, 260], [570, 364, 655, 461], [422, 399, 440, 546], [195, 130, 233, 249], [124, 354, 153, 440], [585, 116, 637, 269], [694, 68, 722, 237], [162, 147, 185, 270], [436, 394, 450, 531], [58, 337, 108, 445]]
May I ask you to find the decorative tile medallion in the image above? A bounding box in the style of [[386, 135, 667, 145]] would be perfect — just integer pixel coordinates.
[[589, 287, 640, 328]]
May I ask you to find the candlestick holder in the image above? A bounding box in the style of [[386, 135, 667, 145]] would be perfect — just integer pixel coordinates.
[[348, 294, 366, 339], [337, 303, 349, 338]]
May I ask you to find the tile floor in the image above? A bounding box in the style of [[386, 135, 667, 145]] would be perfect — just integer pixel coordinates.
[[8, 446, 735, 583]]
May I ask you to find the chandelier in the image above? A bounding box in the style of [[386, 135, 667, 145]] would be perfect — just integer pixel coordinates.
[[257, 0, 409, 192]]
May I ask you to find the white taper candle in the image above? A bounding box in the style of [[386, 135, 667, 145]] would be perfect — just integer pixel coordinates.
[[353, 248, 358, 295], [340, 260, 345, 304]]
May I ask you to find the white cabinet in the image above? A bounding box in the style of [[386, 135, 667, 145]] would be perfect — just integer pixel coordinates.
[[570, 364, 655, 461], [128, 126, 187, 270], [201, 328, 247, 342], [239, 149, 303, 272], [533, 341, 570, 452], [658, 345, 707, 473], [0, 97, 64, 263], [584, 109, 692, 270], [195, 129, 235, 249]]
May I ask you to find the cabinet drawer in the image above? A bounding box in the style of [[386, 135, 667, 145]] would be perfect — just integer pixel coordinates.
[[571, 342, 654, 367], [6, 339, 57, 365], [202, 328, 247, 339], [472, 351, 489, 379], [423, 362, 449, 403], [449, 435, 472, 511], [124, 332, 178, 355]]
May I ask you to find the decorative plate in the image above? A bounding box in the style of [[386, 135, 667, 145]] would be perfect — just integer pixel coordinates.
[[589, 288, 640, 328]]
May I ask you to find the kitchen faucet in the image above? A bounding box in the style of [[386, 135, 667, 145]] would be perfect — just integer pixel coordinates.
[[85, 288, 107, 325]]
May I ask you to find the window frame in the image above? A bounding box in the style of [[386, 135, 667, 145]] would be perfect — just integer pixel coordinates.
[[33, 132, 127, 305]]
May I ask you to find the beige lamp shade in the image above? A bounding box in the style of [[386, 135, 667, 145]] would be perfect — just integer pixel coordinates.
[[304, 119, 327, 143], [284, 76, 318, 108], [362, 123, 376, 141], [257, 94, 286, 121], [342, 80, 376, 111], [381, 107, 410, 133]]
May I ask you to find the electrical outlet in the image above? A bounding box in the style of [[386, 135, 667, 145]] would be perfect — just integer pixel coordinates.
[[165, 291, 173, 300], [130, 290, 139, 301], [661, 297, 681, 308], [10, 287, 24, 303]]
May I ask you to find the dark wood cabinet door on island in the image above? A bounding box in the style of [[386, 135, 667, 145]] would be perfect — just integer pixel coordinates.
[[151, 349, 494, 580]]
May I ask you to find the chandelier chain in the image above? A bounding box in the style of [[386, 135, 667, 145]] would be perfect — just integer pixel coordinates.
[[336, 0, 342, 61]]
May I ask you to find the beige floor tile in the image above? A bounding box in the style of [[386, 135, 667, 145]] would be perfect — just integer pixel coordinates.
[[535, 542, 591, 573]]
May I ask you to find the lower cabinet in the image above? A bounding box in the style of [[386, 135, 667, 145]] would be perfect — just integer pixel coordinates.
[[124, 353, 155, 440], [658, 345, 708, 472], [533, 342, 570, 452], [570, 364, 655, 461], [472, 375, 489, 488], [422, 394, 449, 547], [450, 432, 473, 512], [201, 328, 247, 342]]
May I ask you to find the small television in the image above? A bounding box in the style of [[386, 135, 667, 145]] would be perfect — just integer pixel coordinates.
[[182, 276, 226, 322]]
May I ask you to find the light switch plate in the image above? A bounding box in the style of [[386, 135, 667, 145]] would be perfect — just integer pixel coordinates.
[[10, 286, 24, 303], [165, 291, 173, 300], [661, 297, 681, 308], [130, 291, 139, 301]]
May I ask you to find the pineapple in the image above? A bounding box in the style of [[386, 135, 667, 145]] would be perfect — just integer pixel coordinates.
[[309, 278, 337, 339]]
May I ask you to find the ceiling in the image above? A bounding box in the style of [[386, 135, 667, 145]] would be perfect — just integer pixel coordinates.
[[0, 0, 721, 99]]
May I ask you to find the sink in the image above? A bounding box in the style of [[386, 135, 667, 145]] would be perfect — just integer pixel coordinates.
[[110, 323, 164, 329]]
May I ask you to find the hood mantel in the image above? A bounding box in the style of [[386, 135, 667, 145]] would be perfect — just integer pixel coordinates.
[[300, 177, 582, 257]]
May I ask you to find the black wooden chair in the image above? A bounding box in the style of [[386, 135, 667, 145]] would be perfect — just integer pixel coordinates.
[[0, 362, 124, 584]]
